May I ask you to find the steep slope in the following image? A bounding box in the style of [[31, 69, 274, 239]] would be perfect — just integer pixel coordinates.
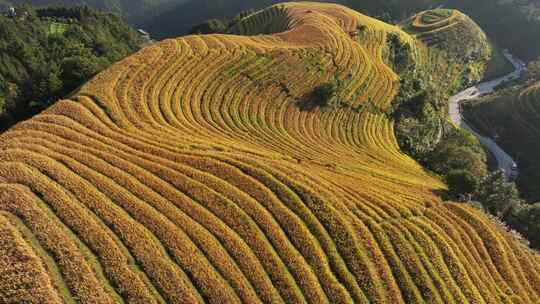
[[390, 8, 491, 157], [1, 2, 540, 303], [464, 80, 540, 202], [448, 0, 540, 60]]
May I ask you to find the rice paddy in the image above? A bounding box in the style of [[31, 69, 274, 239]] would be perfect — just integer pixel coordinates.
[[1, 2, 539, 303], [403, 8, 491, 80]]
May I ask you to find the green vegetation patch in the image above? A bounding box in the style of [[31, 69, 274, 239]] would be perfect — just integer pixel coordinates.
[[0, 5, 142, 132], [312, 80, 338, 107], [463, 84, 540, 203], [482, 44, 514, 81], [47, 21, 68, 35]]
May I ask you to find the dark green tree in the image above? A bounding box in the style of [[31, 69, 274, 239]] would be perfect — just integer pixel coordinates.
[[476, 170, 521, 216], [189, 19, 228, 34], [313, 81, 338, 107], [447, 169, 480, 198], [61, 55, 100, 91], [505, 203, 540, 248]]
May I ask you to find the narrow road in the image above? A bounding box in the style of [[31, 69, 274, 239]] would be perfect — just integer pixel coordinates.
[[448, 50, 525, 181]]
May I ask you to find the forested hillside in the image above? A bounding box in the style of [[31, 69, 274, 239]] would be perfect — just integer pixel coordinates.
[[464, 60, 540, 203], [391, 8, 492, 189], [462, 74, 540, 249], [1, 0, 188, 24], [0, 5, 142, 131], [448, 0, 540, 60]]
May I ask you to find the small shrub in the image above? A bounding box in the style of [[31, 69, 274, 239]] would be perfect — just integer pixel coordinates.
[[476, 170, 521, 216], [505, 203, 540, 249], [189, 19, 228, 34], [313, 80, 338, 107], [447, 169, 480, 198]]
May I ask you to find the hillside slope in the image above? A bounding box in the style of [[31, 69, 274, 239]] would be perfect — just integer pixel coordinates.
[[391, 8, 491, 158], [1, 2, 540, 303], [464, 80, 540, 202], [3, 0, 188, 24], [145, 0, 540, 63], [144, 0, 444, 39], [402, 8, 490, 81], [0, 6, 142, 131]]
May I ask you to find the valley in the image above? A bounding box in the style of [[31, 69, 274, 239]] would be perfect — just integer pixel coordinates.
[[449, 51, 524, 181]]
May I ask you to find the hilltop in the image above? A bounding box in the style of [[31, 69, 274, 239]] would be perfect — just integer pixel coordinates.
[[143, 0, 540, 63], [5, 0, 540, 62], [1, 2, 540, 303], [402, 9, 489, 77], [145, 0, 440, 39]]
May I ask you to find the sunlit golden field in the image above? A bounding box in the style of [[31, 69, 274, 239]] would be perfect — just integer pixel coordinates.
[[1, 2, 540, 303]]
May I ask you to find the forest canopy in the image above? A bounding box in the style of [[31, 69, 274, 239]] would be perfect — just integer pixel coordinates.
[[0, 5, 142, 130]]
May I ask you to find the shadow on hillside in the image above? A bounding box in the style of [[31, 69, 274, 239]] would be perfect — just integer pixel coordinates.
[[430, 188, 449, 199], [296, 91, 323, 112]]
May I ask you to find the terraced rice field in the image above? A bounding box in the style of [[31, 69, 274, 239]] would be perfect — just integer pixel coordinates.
[[413, 9, 456, 32], [407, 9, 461, 46], [404, 8, 490, 77], [402, 7, 491, 91], [1, 2, 540, 303]]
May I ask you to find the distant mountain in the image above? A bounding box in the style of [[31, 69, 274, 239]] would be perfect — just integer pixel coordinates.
[[144, 0, 278, 38], [144, 0, 540, 61], [143, 0, 448, 39]]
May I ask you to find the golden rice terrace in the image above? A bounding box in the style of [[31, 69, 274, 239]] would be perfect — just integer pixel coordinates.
[[1, 2, 540, 303]]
